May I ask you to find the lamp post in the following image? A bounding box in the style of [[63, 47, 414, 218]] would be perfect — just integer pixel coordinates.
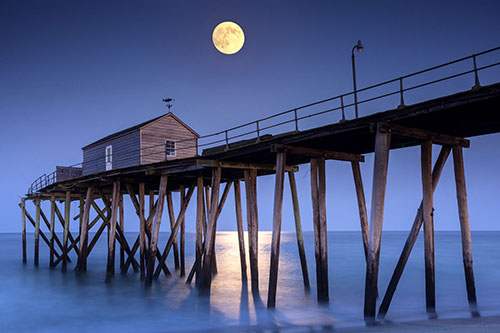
[[351, 40, 363, 118]]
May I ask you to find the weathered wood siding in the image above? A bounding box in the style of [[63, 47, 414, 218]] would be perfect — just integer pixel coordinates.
[[82, 130, 140, 175], [140, 115, 198, 164]]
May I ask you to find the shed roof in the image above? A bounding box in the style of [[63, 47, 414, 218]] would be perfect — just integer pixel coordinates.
[[82, 112, 200, 150]]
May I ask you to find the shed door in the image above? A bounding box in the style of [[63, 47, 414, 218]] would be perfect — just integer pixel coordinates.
[[105, 145, 112, 171]]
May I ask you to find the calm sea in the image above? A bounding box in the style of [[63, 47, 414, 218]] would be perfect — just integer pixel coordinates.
[[2, 231, 500, 332]]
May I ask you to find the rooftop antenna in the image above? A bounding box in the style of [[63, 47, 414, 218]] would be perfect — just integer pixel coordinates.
[[162, 98, 174, 112]]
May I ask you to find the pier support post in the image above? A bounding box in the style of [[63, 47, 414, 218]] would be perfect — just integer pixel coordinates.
[[79, 196, 84, 268], [106, 180, 120, 281], [119, 194, 124, 271], [49, 196, 55, 268], [139, 183, 146, 280], [34, 199, 41, 267], [311, 157, 329, 302], [77, 185, 93, 272], [187, 182, 230, 285], [21, 199, 26, 263], [421, 141, 436, 316], [180, 186, 186, 276], [234, 180, 248, 282], [378, 146, 450, 319], [166, 192, 180, 271], [146, 175, 168, 284], [244, 169, 259, 296], [364, 124, 391, 322], [62, 191, 71, 272], [351, 161, 369, 260], [288, 171, 310, 292], [452, 146, 478, 315], [268, 152, 287, 308], [199, 167, 222, 294], [204, 186, 218, 275], [195, 176, 204, 285]]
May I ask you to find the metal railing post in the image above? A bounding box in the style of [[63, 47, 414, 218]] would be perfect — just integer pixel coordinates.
[[340, 95, 346, 122], [225, 130, 229, 150], [256, 121, 261, 142], [294, 109, 299, 132], [398, 77, 406, 109], [472, 55, 481, 90]]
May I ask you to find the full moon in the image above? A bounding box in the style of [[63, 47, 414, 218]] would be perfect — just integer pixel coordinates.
[[212, 21, 245, 55]]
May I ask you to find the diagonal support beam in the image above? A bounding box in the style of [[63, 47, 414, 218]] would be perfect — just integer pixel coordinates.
[[145, 175, 169, 284], [267, 152, 287, 308], [377, 146, 450, 319], [153, 186, 195, 279], [186, 181, 232, 285], [19, 204, 63, 261], [199, 168, 222, 294]]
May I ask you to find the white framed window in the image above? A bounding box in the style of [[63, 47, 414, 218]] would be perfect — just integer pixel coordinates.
[[105, 145, 113, 170], [165, 140, 175, 158]]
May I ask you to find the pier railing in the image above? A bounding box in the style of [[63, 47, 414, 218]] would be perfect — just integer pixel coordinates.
[[27, 45, 500, 194], [28, 172, 56, 195]]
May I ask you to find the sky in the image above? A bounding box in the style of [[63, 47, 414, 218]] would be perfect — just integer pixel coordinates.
[[1, 0, 500, 233]]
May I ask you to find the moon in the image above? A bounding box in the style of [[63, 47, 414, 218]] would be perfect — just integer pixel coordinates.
[[212, 21, 245, 55]]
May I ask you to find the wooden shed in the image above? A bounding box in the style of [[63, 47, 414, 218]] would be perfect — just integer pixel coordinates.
[[82, 112, 199, 175]]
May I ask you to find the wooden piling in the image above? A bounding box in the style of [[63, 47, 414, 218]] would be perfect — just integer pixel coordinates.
[[267, 152, 286, 308], [421, 141, 436, 315], [180, 186, 186, 277], [452, 145, 478, 312], [310, 159, 323, 302], [62, 191, 71, 272], [234, 180, 247, 282], [146, 175, 168, 284], [204, 186, 218, 275], [310, 158, 329, 302], [21, 199, 26, 263], [186, 182, 230, 284], [378, 146, 450, 319], [106, 181, 120, 280], [149, 190, 154, 248], [288, 171, 310, 291], [49, 196, 55, 267], [244, 169, 259, 295], [139, 183, 146, 280], [364, 124, 391, 321], [318, 157, 328, 302], [351, 161, 369, 259], [195, 176, 204, 285], [199, 167, 222, 294], [77, 185, 93, 272], [166, 192, 180, 270], [79, 196, 84, 269], [119, 193, 124, 271], [34, 199, 41, 266]]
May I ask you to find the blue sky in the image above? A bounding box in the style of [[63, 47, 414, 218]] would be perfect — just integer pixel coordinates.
[[1, 0, 500, 233]]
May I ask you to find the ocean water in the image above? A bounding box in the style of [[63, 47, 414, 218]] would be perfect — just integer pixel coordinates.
[[2, 230, 500, 332]]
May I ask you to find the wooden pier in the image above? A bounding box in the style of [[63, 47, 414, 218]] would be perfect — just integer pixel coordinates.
[[20, 46, 500, 323]]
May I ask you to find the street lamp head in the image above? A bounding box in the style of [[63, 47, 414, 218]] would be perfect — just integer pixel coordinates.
[[356, 40, 363, 53]]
